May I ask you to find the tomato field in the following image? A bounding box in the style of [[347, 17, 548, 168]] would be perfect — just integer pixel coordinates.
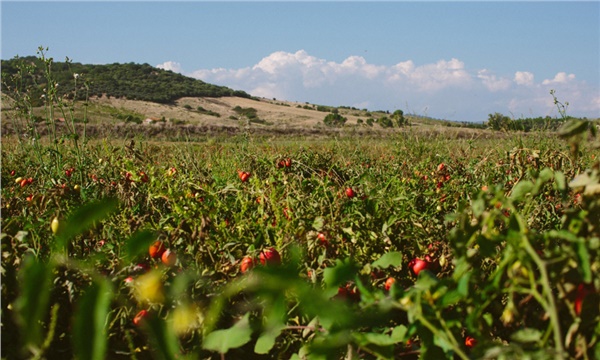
[[1, 49, 599, 360], [1, 123, 599, 359]]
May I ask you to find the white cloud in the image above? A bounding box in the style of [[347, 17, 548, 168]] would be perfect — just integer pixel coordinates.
[[542, 72, 576, 85], [184, 50, 599, 122], [386, 58, 472, 91], [514, 71, 534, 86], [477, 69, 511, 92], [156, 61, 182, 73]]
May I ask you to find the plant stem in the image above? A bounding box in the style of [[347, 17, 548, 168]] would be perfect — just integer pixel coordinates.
[[521, 232, 565, 359]]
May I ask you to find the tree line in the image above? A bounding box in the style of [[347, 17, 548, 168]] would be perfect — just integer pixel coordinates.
[[486, 112, 580, 132]]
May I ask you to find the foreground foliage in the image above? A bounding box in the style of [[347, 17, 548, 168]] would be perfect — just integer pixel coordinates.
[[2, 121, 599, 359]]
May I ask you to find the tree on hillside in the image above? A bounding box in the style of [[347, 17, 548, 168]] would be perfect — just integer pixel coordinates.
[[323, 113, 347, 127], [392, 109, 408, 127], [376, 116, 394, 128]]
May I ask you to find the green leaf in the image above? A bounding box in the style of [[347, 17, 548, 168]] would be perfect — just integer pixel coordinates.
[[391, 325, 407, 342], [575, 240, 592, 283], [144, 313, 181, 360], [554, 171, 567, 194], [312, 216, 324, 231], [124, 229, 157, 262], [414, 271, 438, 291], [254, 325, 284, 354], [440, 289, 463, 308], [559, 119, 589, 139], [537, 167, 554, 184], [457, 271, 471, 296], [511, 328, 542, 344], [73, 279, 112, 360], [371, 251, 403, 269], [323, 258, 358, 290], [55, 197, 119, 251], [203, 313, 253, 354], [472, 198, 486, 218], [13, 255, 54, 349], [433, 332, 454, 352], [254, 294, 287, 354], [510, 181, 534, 201], [353, 332, 397, 346]]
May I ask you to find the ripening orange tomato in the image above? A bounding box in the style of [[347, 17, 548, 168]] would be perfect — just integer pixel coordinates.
[[161, 249, 177, 266], [384, 277, 396, 291], [238, 170, 251, 182]]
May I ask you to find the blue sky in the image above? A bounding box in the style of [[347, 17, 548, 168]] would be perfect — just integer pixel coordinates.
[[2, 1, 599, 122]]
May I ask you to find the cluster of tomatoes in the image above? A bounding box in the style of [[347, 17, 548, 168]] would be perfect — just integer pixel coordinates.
[[14, 175, 34, 187], [239, 247, 282, 274], [126, 241, 179, 326], [148, 240, 177, 267]]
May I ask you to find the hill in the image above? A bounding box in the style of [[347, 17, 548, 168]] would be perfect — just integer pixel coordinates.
[[0, 56, 251, 105]]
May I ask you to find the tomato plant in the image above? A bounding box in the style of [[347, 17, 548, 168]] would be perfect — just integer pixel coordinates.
[[1, 80, 599, 359]]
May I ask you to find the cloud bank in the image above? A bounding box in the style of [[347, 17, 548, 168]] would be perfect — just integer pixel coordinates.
[[159, 50, 599, 122]]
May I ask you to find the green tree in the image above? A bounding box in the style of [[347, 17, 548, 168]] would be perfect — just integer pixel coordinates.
[[323, 113, 347, 127], [391, 109, 408, 127], [376, 116, 393, 128], [487, 112, 513, 131]]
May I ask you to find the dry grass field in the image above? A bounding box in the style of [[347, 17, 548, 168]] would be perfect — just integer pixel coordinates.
[[2, 93, 494, 140]]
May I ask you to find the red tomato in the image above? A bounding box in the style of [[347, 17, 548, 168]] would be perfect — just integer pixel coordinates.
[[133, 310, 148, 326], [465, 336, 477, 348], [317, 232, 328, 246], [238, 170, 251, 182], [409, 259, 429, 276], [575, 283, 595, 315], [345, 187, 356, 198], [240, 256, 255, 273], [259, 247, 281, 266], [148, 241, 166, 259]]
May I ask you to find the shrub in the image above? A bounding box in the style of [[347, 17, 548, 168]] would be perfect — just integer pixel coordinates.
[[323, 113, 347, 127], [376, 116, 393, 128]]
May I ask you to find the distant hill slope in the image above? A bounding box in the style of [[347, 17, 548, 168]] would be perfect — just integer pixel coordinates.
[[1, 56, 251, 105]]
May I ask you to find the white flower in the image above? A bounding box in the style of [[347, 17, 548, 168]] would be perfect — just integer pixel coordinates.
[[73, 73, 80, 79]]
